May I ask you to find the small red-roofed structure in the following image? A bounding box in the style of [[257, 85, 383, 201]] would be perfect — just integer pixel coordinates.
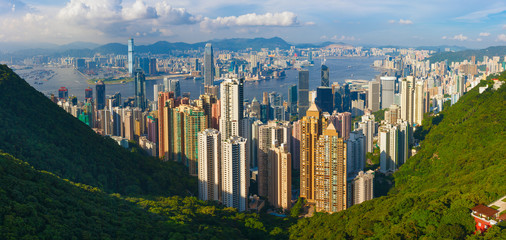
[[471, 195, 506, 234]]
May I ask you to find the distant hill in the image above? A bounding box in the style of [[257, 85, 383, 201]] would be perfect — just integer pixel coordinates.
[[290, 73, 506, 239], [6, 37, 343, 58], [0, 64, 195, 196], [425, 46, 506, 64]]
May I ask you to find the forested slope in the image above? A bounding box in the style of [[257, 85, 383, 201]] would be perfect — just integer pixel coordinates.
[[0, 64, 195, 196], [289, 74, 506, 239]]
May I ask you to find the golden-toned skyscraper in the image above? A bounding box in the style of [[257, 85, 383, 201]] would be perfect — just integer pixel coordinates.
[[269, 144, 292, 210], [300, 103, 327, 202], [314, 123, 347, 213]]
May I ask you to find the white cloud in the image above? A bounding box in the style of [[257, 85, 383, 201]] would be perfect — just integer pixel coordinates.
[[476, 38, 482, 42], [503, 24, 506, 30], [452, 34, 468, 41], [320, 35, 328, 40], [479, 32, 490, 37], [399, 19, 413, 25], [122, 0, 157, 21], [442, 36, 447, 39], [331, 35, 356, 41], [389, 19, 413, 25], [498, 34, 506, 42], [455, 7, 506, 22], [200, 12, 299, 29]]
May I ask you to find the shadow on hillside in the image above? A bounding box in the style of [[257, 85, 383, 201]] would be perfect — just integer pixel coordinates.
[[374, 172, 395, 198], [414, 113, 445, 142]]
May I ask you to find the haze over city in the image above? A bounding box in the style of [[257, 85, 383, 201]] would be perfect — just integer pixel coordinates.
[[1, 0, 506, 48]]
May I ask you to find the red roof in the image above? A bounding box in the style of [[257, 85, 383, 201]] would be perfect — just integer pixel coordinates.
[[472, 205, 499, 218], [498, 213, 506, 221]]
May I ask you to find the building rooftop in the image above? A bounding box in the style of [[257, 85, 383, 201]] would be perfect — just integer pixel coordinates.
[[472, 204, 499, 218]]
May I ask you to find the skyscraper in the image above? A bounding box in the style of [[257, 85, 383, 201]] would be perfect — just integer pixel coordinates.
[[222, 136, 249, 212], [314, 123, 347, 213], [269, 144, 292, 210], [315, 86, 333, 114], [198, 129, 221, 201], [321, 64, 329, 87], [58, 87, 68, 100], [219, 78, 244, 140], [368, 81, 380, 112], [134, 68, 146, 110], [380, 76, 396, 109], [257, 121, 291, 197], [85, 87, 93, 101], [413, 81, 424, 126], [204, 43, 214, 93], [347, 131, 366, 175], [298, 70, 309, 118], [358, 113, 376, 153], [400, 76, 414, 123], [96, 81, 106, 110], [164, 78, 181, 98], [379, 124, 398, 173], [128, 38, 134, 76], [348, 170, 374, 207], [300, 103, 327, 202], [288, 84, 298, 118]]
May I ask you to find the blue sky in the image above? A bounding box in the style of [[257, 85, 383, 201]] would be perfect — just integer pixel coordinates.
[[1, 0, 505, 48]]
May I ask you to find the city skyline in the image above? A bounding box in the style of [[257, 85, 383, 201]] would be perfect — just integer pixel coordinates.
[[0, 0, 505, 49]]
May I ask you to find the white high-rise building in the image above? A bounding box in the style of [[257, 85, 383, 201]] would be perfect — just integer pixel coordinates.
[[347, 131, 366, 175], [380, 76, 396, 109], [222, 136, 249, 212], [379, 124, 398, 173], [413, 81, 425, 126], [198, 129, 221, 201], [220, 78, 244, 140], [348, 170, 374, 207], [358, 113, 376, 153], [368, 81, 380, 112], [401, 76, 414, 123]]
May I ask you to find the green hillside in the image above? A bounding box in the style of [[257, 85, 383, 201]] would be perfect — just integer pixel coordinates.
[[289, 74, 506, 239], [425, 46, 506, 64], [0, 64, 195, 196], [0, 152, 291, 239]]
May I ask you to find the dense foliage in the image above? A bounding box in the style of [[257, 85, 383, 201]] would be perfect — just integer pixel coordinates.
[[0, 64, 195, 196], [0, 152, 294, 239], [289, 74, 506, 239]]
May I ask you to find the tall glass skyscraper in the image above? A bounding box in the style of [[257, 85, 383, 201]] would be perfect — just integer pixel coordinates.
[[204, 43, 214, 92], [134, 68, 146, 110], [298, 70, 309, 118], [96, 80, 105, 110], [321, 65, 329, 87], [288, 84, 298, 118], [128, 38, 134, 76]]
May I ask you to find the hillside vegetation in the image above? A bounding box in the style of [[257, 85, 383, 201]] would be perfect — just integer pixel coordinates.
[[289, 73, 506, 239], [0, 64, 195, 196], [0, 152, 292, 239]]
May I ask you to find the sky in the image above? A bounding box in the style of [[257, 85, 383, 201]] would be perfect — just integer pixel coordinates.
[[1, 0, 506, 48]]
